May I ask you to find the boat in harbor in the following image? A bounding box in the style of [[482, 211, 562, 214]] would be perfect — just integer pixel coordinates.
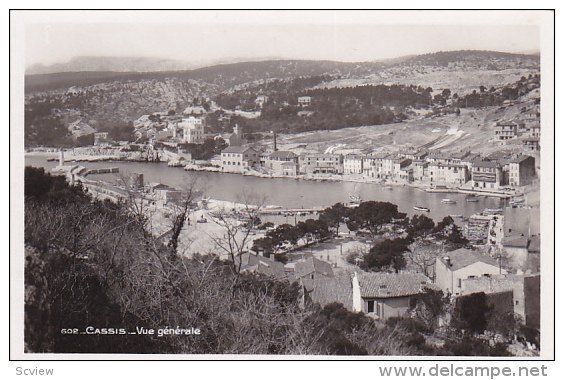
[[466, 196, 479, 202], [349, 194, 361, 204], [413, 206, 430, 212], [441, 198, 457, 204]]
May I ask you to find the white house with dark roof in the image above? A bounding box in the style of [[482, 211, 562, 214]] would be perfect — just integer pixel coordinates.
[[435, 248, 506, 296], [355, 272, 436, 321]]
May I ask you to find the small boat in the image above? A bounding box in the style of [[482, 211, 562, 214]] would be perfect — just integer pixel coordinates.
[[413, 206, 430, 212], [441, 198, 457, 204], [382, 186, 393, 190], [349, 194, 361, 204], [466, 197, 479, 202]]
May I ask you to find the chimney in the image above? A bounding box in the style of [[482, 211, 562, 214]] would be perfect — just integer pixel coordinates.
[[443, 256, 451, 267], [272, 130, 277, 151]]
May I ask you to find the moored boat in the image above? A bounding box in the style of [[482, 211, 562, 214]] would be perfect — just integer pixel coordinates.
[[413, 206, 430, 212], [441, 198, 456, 204]]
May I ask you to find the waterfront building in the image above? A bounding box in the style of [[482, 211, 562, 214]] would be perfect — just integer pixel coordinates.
[[428, 162, 469, 186], [298, 153, 344, 175], [508, 155, 536, 187], [178, 116, 205, 144], [343, 154, 365, 175], [412, 160, 429, 183], [471, 160, 504, 190], [221, 146, 260, 172], [94, 132, 110, 146], [264, 151, 299, 174]]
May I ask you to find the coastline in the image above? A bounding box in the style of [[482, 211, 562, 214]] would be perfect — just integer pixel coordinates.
[[25, 151, 527, 200]]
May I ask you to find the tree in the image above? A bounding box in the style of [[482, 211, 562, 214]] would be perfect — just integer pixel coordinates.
[[363, 238, 409, 272], [208, 194, 265, 276], [346, 201, 401, 238], [318, 202, 349, 236], [414, 288, 447, 330], [452, 292, 492, 334], [406, 214, 435, 241]]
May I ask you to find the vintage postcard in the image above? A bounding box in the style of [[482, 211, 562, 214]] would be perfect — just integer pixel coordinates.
[[9, 9, 555, 362]]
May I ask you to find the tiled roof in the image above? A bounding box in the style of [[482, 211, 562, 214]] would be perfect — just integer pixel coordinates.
[[439, 248, 500, 271], [359, 272, 435, 299], [268, 151, 297, 159], [471, 160, 500, 169], [294, 257, 334, 279], [222, 146, 256, 154], [309, 272, 354, 309], [239, 254, 287, 280]]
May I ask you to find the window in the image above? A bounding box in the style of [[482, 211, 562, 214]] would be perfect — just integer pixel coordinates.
[[367, 301, 374, 313], [458, 278, 462, 288]]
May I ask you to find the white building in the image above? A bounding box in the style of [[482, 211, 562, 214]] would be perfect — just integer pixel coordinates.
[[298, 96, 312, 107], [343, 154, 365, 175], [435, 248, 506, 296], [178, 116, 205, 144], [221, 146, 260, 172]]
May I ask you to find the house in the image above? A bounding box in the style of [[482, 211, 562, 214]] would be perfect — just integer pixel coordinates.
[[462, 274, 540, 329], [412, 160, 429, 183], [68, 119, 96, 139], [428, 163, 469, 186], [238, 253, 287, 280], [255, 95, 269, 108], [94, 132, 110, 146], [435, 248, 505, 296], [294, 257, 334, 291], [178, 116, 205, 144], [280, 161, 298, 176], [508, 155, 536, 187], [221, 146, 260, 172], [363, 152, 390, 178], [298, 153, 344, 175], [264, 151, 298, 174], [343, 154, 365, 175], [528, 123, 540, 139], [494, 121, 518, 141], [471, 160, 504, 190], [357, 272, 436, 321], [307, 272, 355, 310], [183, 106, 207, 116], [297, 96, 312, 107], [523, 137, 540, 152]]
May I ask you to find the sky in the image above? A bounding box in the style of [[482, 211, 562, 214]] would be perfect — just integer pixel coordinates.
[[22, 11, 541, 67]]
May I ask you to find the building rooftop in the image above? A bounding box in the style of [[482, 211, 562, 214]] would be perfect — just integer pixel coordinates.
[[309, 272, 354, 309], [359, 272, 436, 299], [222, 146, 257, 154], [501, 235, 529, 248], [294, 257, 334, 279], [268, 151, 297, 160], [471, 160, 501, 169], [439, 248, 500, 271]]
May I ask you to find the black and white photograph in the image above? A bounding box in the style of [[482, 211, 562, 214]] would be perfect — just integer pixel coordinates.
[[9, 8, 555, 363]]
